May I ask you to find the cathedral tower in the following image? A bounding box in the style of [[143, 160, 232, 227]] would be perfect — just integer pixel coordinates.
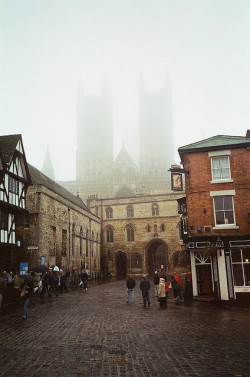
[[76, 83, 114, 182], [138, 80, 174, 181]]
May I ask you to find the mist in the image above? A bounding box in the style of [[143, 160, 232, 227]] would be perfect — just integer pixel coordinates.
[[1, 0, 250, 180]]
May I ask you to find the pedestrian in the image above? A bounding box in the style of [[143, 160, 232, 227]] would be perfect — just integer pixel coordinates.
[[153, 270, 160, 297], [50, 269, 59, 297], [126, 275, 136, 304], [20, 280, 34, 319], [174, 271, 183, 302], [184, 271, 193, 305], [171, 275, 181, 303], [158, 278, 167, 309], [80, 269, 88, 291], [140, 275, 150, 307]]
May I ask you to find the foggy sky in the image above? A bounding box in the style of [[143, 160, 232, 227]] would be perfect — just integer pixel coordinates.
[[1, 0, 250, 180]]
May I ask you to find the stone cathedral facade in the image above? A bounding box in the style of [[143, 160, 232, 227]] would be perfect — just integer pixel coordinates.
[[60, 83, 185, 277]]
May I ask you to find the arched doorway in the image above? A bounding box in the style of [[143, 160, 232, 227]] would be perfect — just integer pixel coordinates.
[[147, 240, 168, 276], [116, 251, 127, 278]]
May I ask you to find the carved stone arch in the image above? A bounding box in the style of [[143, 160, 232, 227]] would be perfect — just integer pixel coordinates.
[[146, 238, 168, 276]]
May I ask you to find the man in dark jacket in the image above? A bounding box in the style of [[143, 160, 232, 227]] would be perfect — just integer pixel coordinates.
[[126, 276, 136, 304], [140, 275, 151, 307]]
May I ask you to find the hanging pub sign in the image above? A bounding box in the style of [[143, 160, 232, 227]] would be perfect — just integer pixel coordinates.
[[171, 172, 183, 191]]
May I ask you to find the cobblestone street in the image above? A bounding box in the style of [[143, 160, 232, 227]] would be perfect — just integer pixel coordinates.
[[0, 279, 249, 377]]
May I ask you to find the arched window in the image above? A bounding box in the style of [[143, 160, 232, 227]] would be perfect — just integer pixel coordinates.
[[106, 226, 114, 243], [152, 203, 159, 216], [160, 223, 165, 232], [106, 207, 113, 219], [146, 224, 151, 232], [127, 205, 134, 218], [126, 224, 134, 242]]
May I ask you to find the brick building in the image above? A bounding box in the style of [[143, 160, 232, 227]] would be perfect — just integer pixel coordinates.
[[178, 131, 250, 303], [89, 192, 184, 277]]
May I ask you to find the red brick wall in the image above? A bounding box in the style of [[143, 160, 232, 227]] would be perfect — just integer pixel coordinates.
[[182, 147, 250, 235]]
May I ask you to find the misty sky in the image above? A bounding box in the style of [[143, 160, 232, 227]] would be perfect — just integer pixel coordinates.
[[1, 0, 250, 180]]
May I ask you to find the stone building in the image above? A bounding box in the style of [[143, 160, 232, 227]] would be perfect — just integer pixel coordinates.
[[178, 131, 250, 303], [60, 81, 175, 202], [18, 164, 101, 275], [89, 192, 184, 277]]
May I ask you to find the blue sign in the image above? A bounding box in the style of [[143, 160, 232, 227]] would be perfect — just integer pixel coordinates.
[[41, 256, 45, 265], [20, 262, 28, 275]]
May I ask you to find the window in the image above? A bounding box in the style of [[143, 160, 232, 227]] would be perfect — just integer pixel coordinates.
[[214, 196, 235, 225], [127, 206, 134, 218], [106, 226, 114, 243], [9, 177, 19, 194], [106, 207, 113, 219], [127, 224, 134, 242], [49, 226, 56, 256], [62, 229, 67, 256], [152, 204, 159, 216], [231, 248, 250, 286], [146, 224, 151, 232], [72, 223, 75, 254], [0, 210, 8, 231], [160, 223, 165, 232], [211, 156, 231, 181]]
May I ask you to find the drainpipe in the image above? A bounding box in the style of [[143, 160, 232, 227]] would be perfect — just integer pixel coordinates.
[[68, 208, 71, 269]]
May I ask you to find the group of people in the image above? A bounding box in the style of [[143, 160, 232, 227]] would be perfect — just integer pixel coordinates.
[[0, 267, 89, 319], [127, 271, 192, 309]]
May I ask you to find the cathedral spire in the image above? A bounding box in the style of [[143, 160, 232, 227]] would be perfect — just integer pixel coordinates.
[[42, 145, 55, 181]]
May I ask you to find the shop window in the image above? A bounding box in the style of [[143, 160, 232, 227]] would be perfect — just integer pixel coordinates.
[[231, 248, 250, 286]]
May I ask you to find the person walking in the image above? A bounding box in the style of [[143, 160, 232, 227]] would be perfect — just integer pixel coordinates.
[[153, 270, 160, 298], [126, 275, 136, 304], [20, 281, 34, 319], [158, 278, 167, 309], [140, 275, 151, 307], [80, 269, 88, 291], [171, 275, 181, 303], [174, 272, 183, 302]]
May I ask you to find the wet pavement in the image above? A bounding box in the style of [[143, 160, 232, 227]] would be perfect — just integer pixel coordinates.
[[0, 279, 249, 377]]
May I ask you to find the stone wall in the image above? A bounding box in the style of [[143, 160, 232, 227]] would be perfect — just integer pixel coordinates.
[[90, 193, 183, 276], [20, 184, 101, 274]]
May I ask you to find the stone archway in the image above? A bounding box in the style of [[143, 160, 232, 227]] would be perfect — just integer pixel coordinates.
[[116, 251, 127, 278], [146, 240, 168, 276]]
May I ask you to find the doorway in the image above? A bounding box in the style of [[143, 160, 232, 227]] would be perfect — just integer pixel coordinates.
[[116, 251, 127, 278], [147, 240, 167, 276]]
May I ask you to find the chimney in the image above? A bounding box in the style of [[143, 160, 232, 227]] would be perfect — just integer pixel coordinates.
[[246, 130, 250, 138]]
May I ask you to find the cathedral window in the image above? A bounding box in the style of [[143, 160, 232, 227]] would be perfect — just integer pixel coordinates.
[[106, 226, 114, 243], [160, 223, 165, 232], [127, 205, 134, 218], [106, 207, 113, 219], [152, 204, 159, 216], [126, 224, 135, 242], [146, 224, 151, 232]]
